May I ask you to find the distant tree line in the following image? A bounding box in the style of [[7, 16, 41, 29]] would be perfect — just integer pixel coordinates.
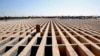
[[0, 16, 99, 20], [59, 16, 98, 19]]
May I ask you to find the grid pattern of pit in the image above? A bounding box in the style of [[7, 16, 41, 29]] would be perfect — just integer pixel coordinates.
[[0, 19, 100, 56]]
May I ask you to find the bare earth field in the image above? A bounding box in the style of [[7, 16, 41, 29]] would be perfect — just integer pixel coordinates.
[[0, 18, 100, 56]]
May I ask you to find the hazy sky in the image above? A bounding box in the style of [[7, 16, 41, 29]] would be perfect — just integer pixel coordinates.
[[0, 0, 100, 16]]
